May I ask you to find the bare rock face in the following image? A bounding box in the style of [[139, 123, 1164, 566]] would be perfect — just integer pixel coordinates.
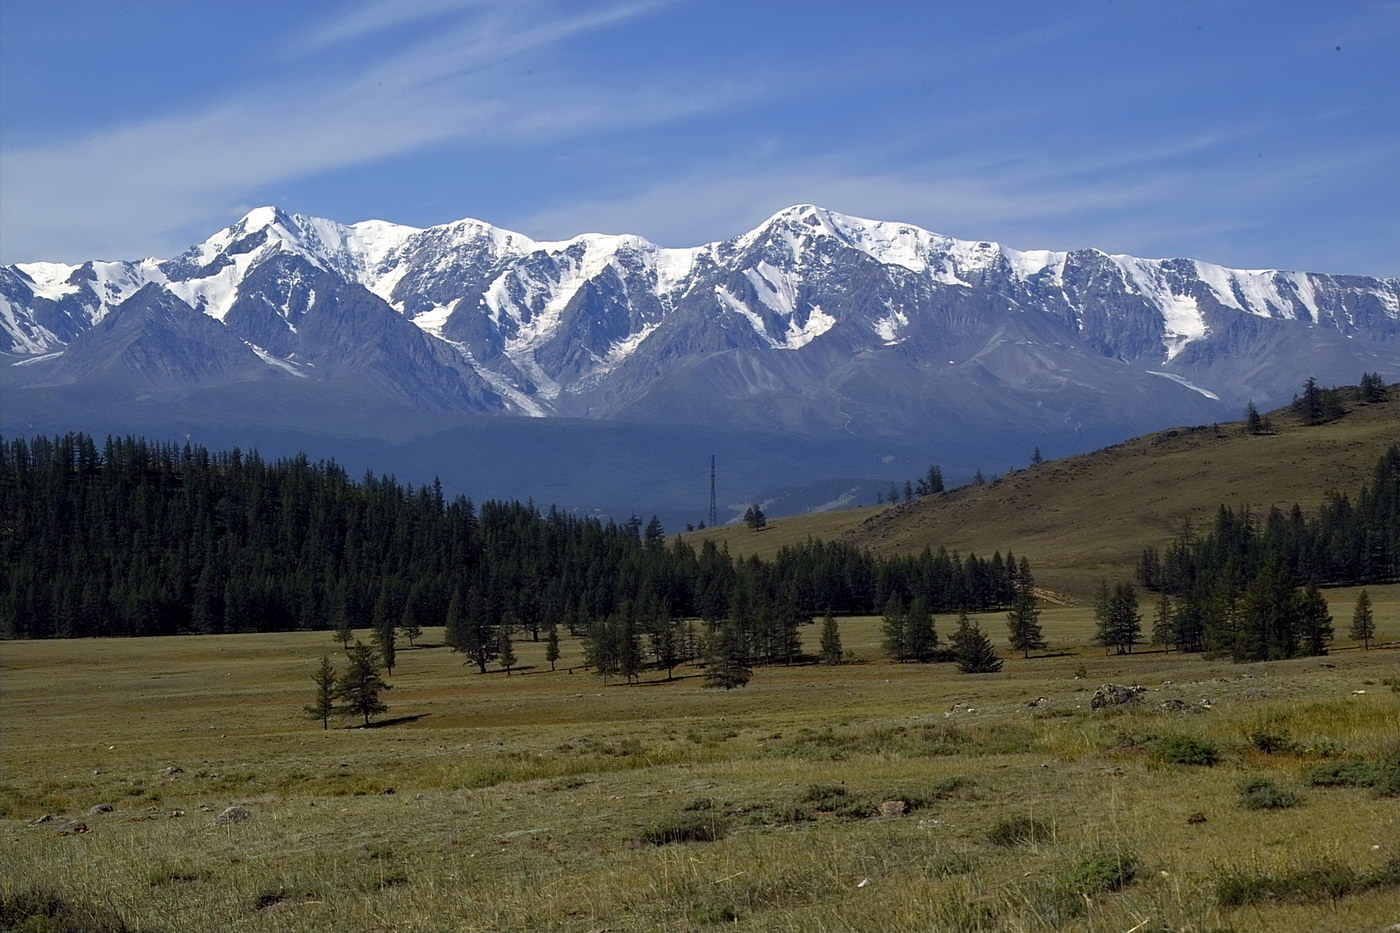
[[1090, 684, 1147, 710], [213, 805, 252, 825]]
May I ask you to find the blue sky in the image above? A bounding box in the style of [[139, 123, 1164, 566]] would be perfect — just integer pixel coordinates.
[[2, 0, 1397, 274]]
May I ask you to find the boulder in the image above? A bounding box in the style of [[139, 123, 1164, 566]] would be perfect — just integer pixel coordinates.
[[213, 805, 252, 825], [1090, 684, 1146, 710], [86, 803, 113, 816]]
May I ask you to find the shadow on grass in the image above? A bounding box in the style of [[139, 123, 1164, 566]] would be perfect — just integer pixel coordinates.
[[362, 713, 432, 729]]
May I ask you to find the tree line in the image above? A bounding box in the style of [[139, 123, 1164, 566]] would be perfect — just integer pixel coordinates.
[[1131, 442, 1397, 662], [0, 434, 1030, 643]]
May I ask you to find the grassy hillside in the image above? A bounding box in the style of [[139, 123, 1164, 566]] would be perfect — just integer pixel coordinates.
[[2, 592, 1397, 933], [684, 392, 1399, 599]]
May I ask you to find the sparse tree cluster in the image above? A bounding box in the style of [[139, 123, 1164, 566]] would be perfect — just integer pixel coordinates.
[[305, 642, 392, 728]]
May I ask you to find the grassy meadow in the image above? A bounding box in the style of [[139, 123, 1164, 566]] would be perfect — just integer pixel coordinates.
[[3, 586, 1398, 932]]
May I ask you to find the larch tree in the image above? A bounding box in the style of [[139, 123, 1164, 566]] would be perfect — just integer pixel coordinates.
[[952, 611, 1002, 674], [304, 655, 339, 730], [1004, 582, 1044, 659], [819, 609, 843, 665], [545, 619, 561, 671], [1350, 589, 1376, 649], [337, 641, 390, 726]]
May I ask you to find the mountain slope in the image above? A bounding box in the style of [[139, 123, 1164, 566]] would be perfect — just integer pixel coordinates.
[[4, 204, 1398, 524], [681, 390, 1400, 598]]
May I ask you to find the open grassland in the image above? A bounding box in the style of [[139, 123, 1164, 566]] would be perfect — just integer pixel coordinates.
[[3, 586, 1398, 932], [684, 396, 1400, 599]]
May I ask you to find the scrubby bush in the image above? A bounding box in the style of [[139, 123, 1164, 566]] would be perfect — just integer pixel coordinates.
[[1303, 759, 1376, 787], [1063, 851, 1140, 894], [638, 813, 728, 845], [1238, 779, 1303, 810], [988, 815, 1051, 847], [1149, 734, 1220, 766]]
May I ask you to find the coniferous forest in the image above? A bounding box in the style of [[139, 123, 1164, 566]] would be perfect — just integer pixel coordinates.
[[0, 434, 1026, 645], [1135, 442, 1399, 661]]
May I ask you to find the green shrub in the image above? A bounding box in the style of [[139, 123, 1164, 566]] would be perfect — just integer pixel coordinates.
[[1238, 779, 1303, 810], [799, 783, 851, 811], [1302, 759, 1375, 787], [1149, 734, 1220, 766], [1063, 851, 1140, 894], [0, 887, 134, 933], [988, 815, 1051, 847], [681, 796, 715, 811], [1215, 859, 1359, 907], [638, 813, 728, 845], [1245, 728, 1295, 755]]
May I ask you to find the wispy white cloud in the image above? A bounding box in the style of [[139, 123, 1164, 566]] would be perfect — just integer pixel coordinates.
[[0, 0, 693, 262], [513, 134, 1400, 274]]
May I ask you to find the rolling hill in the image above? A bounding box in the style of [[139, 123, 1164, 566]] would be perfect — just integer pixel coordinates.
[[682, 389, 1400, 599]]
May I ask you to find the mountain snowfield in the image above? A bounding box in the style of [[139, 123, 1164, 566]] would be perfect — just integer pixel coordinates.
[[3, 202, 1399, 526], [6, 204, 1397, 419]]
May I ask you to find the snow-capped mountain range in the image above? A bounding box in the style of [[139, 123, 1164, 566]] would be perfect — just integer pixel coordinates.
[[3, 204, 1397, 521]]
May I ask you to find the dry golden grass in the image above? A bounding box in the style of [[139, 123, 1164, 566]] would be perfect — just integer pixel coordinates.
[[3, 588, 1398, 932], [684, 395, 1400, 599]]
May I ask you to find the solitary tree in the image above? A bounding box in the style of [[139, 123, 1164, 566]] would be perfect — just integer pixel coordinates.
[[498, 625, 517, 675], [1350, 589, 1376, 649], [1030, 446, 1044, 466], [904, 596, 939, 662], [743, 505, 767, 531], [881, 595, 907, 661], [399, 588, 423, 647], [372, 614, 397, 675], [1005, 582, 1044, 658], [1245, 400, 1264, 435], [819, 609, 843, 665], [1150, 592, 1174, 651], [545, 620, 561, 671], [338, 641, 390, 726], [304, 655, 338, 730], [953, 611, 1002, 673]]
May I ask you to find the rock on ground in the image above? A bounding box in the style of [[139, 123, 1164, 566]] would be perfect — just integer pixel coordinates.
[[1091, 683, 1147, 710], [213, 805, 252, 825]]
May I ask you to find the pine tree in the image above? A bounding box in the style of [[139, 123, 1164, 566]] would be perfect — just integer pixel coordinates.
[[1150, 592, 1174, 651], [443, 590, 467, 654], [881, 595, 907, 661], [953, 611, 1002, 673], [338, 641, 390, 726], [371, 614, 397, 675], [1113, 582, 1142, 654], [1245, 400, 1264, 435], [1350, 589, 1376, 649], [545, 619, 561, 671], [743, 505, 767, 530], [819, 609, 843, 665], [399, 586, 423, 647], [1030, 446, 1044, 466], [1004, 582, 1044, 658], [331, 583, 353, 648], [904, 596, 938, 662], [304, 655, 338, 730], [498, 625, 517, 675], [703, 619, 752, 689], [1297, 582, 1334, 656]]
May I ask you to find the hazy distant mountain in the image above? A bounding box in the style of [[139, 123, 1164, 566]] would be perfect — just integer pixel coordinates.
[[4, 204, 1396, 525]]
